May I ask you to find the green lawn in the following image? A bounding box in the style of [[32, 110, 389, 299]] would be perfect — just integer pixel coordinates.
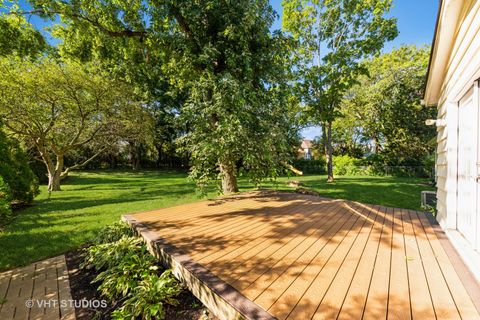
[[0, 170, 434, 270]]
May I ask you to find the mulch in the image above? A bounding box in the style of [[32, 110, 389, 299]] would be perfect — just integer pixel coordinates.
[[65, 247, 214, 320]]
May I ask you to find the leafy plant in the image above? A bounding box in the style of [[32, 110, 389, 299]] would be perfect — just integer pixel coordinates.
[[83, 223, 182, 319], [93, 220, 135, 245], [333, 155, 362, 176], [283, 0, 398, 181], [0, 58, 151, 192], [0, 126, 38, 204], [112, 270, 181, 320], [95, 244, 158, 300], [0, 176, 12, 223], [338, 46, 436, 167], [83, 236, 149, 271]]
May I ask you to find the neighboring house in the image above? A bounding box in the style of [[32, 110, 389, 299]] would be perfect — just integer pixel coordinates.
[[298, 139, 313, 160], [424, 0, 480, 280]]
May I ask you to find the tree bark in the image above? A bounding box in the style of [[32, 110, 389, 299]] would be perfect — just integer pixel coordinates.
[[129, 141, 141, 170], [47, 155, 64, 191], [219, 162, 239, 194], [321, 122, 328, 160], [326, 120, 334, 182], [373, 135, 381, 154]]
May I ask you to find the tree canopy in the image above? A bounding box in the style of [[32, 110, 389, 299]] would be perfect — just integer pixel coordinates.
[[282, 0, 398, 181], [0, 13, 48, 58], [0, 58, 150, 191], [337, 45, 436, 166], [9, 0, 299, 193]]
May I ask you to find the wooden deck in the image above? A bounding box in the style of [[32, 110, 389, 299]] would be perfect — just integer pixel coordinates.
[[123, 191, 480, 320]]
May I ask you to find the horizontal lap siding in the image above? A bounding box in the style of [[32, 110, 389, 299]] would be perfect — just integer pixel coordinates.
[[436, 115, 448, 224], [434, 1, 480, 228]]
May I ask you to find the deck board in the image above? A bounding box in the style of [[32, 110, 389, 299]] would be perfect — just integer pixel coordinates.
[[124, 191, 480, 320], [311, 205, 381, 319], [337, 205, 387, 319], [387, 207, 411, 320]]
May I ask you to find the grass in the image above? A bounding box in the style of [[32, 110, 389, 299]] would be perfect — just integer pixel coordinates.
[[0, 170, 434, 270], [276, 174, 435, 210]]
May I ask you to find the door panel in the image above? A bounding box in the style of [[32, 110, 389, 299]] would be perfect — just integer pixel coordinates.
[[457, 86, 478, 246]]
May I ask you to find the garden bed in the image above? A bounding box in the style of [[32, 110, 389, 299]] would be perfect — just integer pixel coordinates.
[[65, 247, 215, 320]]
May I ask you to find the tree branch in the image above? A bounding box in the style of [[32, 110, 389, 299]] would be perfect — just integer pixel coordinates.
[[61, 146, 107, 178], [10, 9, 147, 38], [167, 5, 202, 53]]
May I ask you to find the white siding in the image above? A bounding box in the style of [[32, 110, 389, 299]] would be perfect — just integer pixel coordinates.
[[435, 1, 480, 230]]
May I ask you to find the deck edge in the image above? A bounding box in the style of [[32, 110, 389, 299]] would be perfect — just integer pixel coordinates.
[[122, 214, 276, 320], [424, 211, 480, 314]]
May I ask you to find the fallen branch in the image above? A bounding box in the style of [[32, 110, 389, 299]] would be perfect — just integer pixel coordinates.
[[284, 163, 303, 175]]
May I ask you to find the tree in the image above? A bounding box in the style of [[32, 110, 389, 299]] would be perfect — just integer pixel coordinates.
[[330, 116, 367, 158], [10, 0, 299, 194], [0, 58, 149, 191], [339, 45, 436, 166], [0, 12, 47, 58], [282, 0, 397, 181]]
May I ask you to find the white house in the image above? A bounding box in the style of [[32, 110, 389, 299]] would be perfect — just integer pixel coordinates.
[[424, 0, 480, 280]]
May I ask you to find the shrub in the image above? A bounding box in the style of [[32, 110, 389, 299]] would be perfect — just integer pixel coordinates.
[[94, 240, 158, 300], [292, 158, 327, 174], [333, 155, 363, 176], [83, 237, 149, 272], [0, 127, 39, 204], [83, 221, 182, 319], [112, 271, 182, 320], [0, 176, 12, 222], [93, 220, 135, 244]]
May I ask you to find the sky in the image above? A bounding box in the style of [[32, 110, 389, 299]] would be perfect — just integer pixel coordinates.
[[17, 0, 439, 140]]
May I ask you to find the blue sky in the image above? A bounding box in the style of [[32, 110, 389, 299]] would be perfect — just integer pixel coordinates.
[[17, 0, 439, 140]]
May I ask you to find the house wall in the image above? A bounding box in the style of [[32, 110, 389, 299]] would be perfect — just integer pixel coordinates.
[[435, 0, 480, 233]]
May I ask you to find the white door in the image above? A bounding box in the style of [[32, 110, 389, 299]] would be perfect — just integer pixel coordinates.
[[457, 85, 479, 247]]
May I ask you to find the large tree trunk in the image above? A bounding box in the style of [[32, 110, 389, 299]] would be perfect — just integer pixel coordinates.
[[219, 162, 239, 194], [47, 155, 64, 192], [326, 120, 334, 182]]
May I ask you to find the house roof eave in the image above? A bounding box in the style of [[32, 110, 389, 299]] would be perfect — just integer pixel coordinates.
[[424, 0, 464, 106]]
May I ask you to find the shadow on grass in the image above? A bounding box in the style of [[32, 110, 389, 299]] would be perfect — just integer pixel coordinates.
[[0, 171, 208, 270], [286, 175, 435, 210]]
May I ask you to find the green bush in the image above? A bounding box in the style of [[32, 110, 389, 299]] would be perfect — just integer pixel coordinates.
[[293, 158, 327, 174], [333, 155, 363, 176], [0, 176, 12, 222], [83, 221, 182, 319], [93, 239, 158, 300], [112, 271, 182, 320], [93, 220, 135, 244], [0, 127, 38, 203]]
